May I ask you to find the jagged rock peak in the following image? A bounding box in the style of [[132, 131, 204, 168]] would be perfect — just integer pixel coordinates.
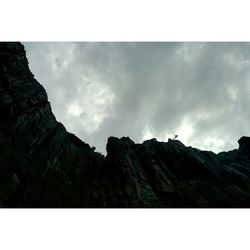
[[238, 136, 250, 147], [238, 136, 250, 159], [106, 136, 135, 155], [0, 42, 30, 73]]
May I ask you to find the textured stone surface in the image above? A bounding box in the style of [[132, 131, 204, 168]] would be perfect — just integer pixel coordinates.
[[1, 42, 250, 207]]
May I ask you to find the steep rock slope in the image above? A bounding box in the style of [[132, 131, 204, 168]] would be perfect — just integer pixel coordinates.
[[0, 42, 104, 207], [1, 42, 250, 208]]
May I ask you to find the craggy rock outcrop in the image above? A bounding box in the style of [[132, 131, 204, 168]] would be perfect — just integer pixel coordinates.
[[1, 42, 250, 208]]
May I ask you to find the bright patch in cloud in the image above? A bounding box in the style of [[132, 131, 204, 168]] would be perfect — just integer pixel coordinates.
[[142, 126, 154, 141], [67, 102, 83, 116], [67, 81, 115, 133], [176, 122, 194, 144], [196, 137, 226, 153]]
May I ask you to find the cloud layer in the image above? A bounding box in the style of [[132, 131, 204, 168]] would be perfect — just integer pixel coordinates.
[[24, 42, 250, 154]]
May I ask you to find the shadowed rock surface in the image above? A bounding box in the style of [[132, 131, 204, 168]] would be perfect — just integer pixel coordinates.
[[1, 42, 250, 207]]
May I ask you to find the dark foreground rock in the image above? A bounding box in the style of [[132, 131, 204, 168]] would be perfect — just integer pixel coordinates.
[[1, 42, 250, 208]]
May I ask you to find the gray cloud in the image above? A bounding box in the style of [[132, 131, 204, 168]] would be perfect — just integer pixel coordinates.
[[24, 42, 250, 154]]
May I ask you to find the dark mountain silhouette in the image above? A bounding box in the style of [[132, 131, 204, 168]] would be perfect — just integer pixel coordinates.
[[1, 42, 250, 207]]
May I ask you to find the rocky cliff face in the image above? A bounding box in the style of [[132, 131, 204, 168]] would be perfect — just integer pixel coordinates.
[[1, 42, 250, 207]]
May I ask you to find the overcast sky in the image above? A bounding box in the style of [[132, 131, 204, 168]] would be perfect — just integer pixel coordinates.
[[23, 42, 250, 155]]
